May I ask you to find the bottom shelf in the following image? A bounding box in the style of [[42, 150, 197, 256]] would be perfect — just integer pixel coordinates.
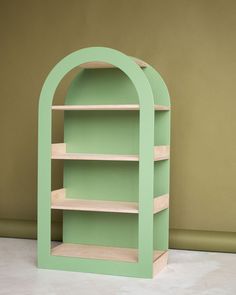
[[51, 243, 166, 264]]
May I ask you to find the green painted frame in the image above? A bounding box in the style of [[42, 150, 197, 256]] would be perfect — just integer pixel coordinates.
[[38, 47, 161, 278]]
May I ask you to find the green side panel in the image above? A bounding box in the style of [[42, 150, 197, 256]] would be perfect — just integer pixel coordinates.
[[155, 111, 171, 146], [143, 67, 170, 106], [63, 212, 138, 248], [143, 66, 170, 147], [144, 66, 170, 252], [153, 154, 169, 251], [153, 209, 169, 250], [154, 161, 170, 196]]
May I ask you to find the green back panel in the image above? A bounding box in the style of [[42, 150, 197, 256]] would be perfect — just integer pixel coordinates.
[[144, 67, 170, 251], [63, 212, 138, 248], [64, 111, 139, 154], [65, 68, 139, 104], [64, 161, 138, 202], [63, 69, 140, 247]]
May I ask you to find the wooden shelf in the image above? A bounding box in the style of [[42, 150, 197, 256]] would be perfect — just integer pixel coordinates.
[[51, 188, 169, 214], [51, 144, 170, 162], [79, 58, 148, 69], [153, 251, 169, 277], [51, 243, 167, 264], [51, 189, 138, 213], [52, 104, 170, 111], [153, 194, 169, 213]]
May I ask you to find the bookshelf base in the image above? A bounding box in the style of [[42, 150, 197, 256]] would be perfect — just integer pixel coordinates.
[[52, 243, 165, 263]]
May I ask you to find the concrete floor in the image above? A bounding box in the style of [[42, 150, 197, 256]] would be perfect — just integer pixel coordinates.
[[0, 238, 236, 295]]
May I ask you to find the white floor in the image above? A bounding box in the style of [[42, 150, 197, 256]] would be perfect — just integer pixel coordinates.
[[0, 238, 235, 295]]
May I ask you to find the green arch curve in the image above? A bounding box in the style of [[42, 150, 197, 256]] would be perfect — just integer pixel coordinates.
[[38, 47, 166, 278]]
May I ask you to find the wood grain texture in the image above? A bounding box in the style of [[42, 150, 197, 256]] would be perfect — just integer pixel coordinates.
[[79, 58, 148, 69], [154, 145, 170, 161], [51, 144, 169, 161], [51, 189, 169, 214], [52, 104, 170, 111], [51, 188, 65, 201], [51, 143, 66, 154], [52, 152, 139, 161], [51, 243, 165, 263], [51, 196, 138, 214], [153, 194, 169, 214], [153, 251, 168, 277]]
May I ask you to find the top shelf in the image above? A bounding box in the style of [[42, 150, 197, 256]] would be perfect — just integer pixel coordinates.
[[52, 104, 170, 111], [79, 58, 148, 69]]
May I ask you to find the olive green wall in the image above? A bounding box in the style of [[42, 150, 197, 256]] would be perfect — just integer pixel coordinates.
[[0, 0, 235, 252]]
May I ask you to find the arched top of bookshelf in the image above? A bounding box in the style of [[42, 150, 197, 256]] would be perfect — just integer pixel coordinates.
[[39, 47, 170, 110], [39, 47, 155, 111]]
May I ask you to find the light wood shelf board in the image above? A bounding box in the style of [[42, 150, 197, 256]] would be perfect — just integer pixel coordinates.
[[51, 243, 165, 263], [52, 152, 139, 161], [51, 143, 66, 155], [153, 251, 168, 277], [51, 190, 138, 214], [153, 194, 169, 214], [51, 104, 170, 111], [79, 58, 148, 69], [154, 145, 170, 161], [51, 144, 169, 162], [51, 189, 169, 214]]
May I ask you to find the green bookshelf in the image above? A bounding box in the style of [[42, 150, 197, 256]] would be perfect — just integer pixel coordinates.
[[38, 47, 171, 278]]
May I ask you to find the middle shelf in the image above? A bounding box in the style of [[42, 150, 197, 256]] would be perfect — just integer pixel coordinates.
[[51, 188, 169, 214], [51, 144, 170, 162]]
